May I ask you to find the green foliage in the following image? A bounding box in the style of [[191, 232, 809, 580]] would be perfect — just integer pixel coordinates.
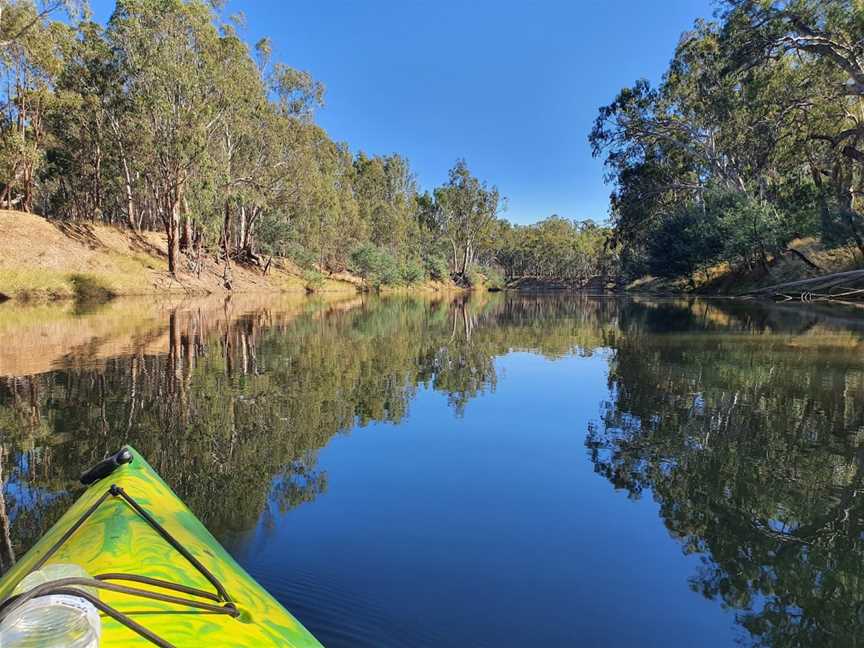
[[497, 217, 618, 284], [591, 2, 864, 281], [617, 244, 650, 281], [422, 254, 449, 282], [353, 152, 418, 253], [1, 0, 616, 288], [715, 193, 786, 269], [280, 241, 317, 270], [68, 273, 115, 303], [302, 269, 325, 293], [642, 192, 797, 280], [465, 268, 483, 287], [644, 209, 723, 280], [399, 258, 425, 285], [461, 264, 505, 290], [350, 243, 401, 288], [475, 264, 505, 290], [434, 159, 503, 277]]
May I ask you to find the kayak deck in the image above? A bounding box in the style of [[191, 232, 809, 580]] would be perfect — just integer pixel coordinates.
[[0, 447, 323, 647]]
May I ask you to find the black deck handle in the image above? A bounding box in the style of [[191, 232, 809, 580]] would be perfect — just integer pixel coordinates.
[[80, 447, 133, 485]]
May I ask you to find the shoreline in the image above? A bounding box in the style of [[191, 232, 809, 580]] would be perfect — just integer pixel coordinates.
[[0, 279, 471, 305], [4, 210, 861, 306], [0, 210, 469, 304]]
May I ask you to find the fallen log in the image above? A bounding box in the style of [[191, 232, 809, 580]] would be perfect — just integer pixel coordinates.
[[741, 269, 864, 302]]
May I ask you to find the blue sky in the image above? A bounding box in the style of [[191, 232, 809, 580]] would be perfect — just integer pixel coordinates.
[[89, 0, 715, 224]]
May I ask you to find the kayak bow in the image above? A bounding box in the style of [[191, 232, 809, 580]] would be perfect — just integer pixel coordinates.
[[0, 446, 324, 647]]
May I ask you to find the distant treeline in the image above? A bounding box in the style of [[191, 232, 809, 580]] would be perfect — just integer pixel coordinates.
[[0, 0, 614, 288], [591, 0, 864, 283]]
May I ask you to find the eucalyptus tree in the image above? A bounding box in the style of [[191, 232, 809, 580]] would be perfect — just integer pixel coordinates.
[[0, 0, 80, 47], [268, 125, 361, 270], [434, 159, 503, 278], [352, 152, 419, 255], [47, 18, 130, 222], [307, 136, 359, 270], [495, 217, 616, 284], [591, 13, 833, 279], [722, 0, 864, 254], [1, 0, 608, 289], [227, 42, 327, 261], [106, 0, 233, 275], [204, 23, 273, 261], [0, 0, 71, 212]]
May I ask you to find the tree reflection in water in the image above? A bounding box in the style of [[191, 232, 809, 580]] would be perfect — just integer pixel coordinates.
[[0, 294, 863, 646], [587, 299, 864, 647]]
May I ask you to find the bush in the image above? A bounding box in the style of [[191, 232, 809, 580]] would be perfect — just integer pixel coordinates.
[[302, 269, 326, 293], [714, 193, 786, 268], [619, 245, 650, 281], [464, 268, 483, 287], [380, 261, 402, 286], [350, 243, 401, 288], [69, 273, 115, 303], [477, 264, 505, 290], [424, 254, 451, 282], [463, 265, 505, 290], [400, 258, 425, 285], [281, 241, 317, 269], [642, 191, 797, 283]]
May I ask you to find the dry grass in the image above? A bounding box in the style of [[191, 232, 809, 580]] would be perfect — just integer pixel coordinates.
[[0, 210, 358, 302]]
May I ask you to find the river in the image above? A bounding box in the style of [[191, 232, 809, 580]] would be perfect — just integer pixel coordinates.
[[0, 293, 862, 647]]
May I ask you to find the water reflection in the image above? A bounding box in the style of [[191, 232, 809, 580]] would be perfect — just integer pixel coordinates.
[[0, 294, 863, 646], [588, 299, 864, 647], [0, 293, 509, 554]]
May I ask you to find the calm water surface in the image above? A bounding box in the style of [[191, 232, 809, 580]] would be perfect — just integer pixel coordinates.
[[0, 293, 863, 647]]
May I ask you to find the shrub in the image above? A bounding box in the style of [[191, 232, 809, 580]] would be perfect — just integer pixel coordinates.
[[463, 265, 505, 290], [477, 264, 505, 290], [282, 241, 318, 270], [464, 268, 483, 287], [645, 208, 724, 280], [69, 273, 115, 303], [714, 193, 786, 269], [380, 261, 402, 286], [302, 269, 326, 293], [400, 258, 425, 285], [619, 245, 650, 281], [643, 191, 798, 282], [424, 254, 451, 282], [350, 243, 401, 288]]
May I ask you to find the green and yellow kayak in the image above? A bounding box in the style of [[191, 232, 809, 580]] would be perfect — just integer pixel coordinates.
[[0, 446, 323, 647]]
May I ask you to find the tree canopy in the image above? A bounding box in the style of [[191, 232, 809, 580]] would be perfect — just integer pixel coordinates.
[[0, 0, 613, 288], [591, 0, 864, 283]]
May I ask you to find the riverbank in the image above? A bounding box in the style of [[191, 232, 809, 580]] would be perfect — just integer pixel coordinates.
[[625, 238, 864, 301], [498, 237, 864, 302], [0, 211, 460, 302], [0, 210, 359, 301]]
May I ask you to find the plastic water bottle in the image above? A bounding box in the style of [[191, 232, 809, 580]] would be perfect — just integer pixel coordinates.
[[0, 563, 101, 647]]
